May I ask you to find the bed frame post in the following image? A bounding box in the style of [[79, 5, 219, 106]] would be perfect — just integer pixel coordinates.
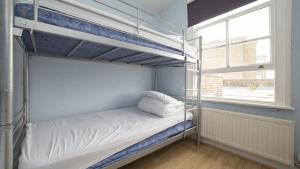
[[197, 36, 202, 145], [24, 53, 29, 124], [154, 68, 158, 91], [184, 56, 188, 138], [0, 0, 15, 168], [137, 8, 140, 35], [33, 0, 39, 22], [183, 30, 188, 138]]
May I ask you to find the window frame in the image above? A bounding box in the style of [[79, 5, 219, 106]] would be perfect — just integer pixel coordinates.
[[188, 0, 293, 109]]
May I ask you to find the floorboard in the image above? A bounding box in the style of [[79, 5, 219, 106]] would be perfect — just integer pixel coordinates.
[[120, 138, 273, 169]]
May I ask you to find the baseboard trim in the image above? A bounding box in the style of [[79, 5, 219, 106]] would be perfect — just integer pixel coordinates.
[[201, 138, 296, 169]]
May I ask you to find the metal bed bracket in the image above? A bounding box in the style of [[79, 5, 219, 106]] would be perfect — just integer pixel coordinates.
[[126, 55, 160, 64], [14, 28, 27, 51], [110, 52, 143, 62], [30, 30, 38, 54], [66, 40, 85, 57], [141, 59, 174, 66], [13, 28, 23, 37], [91, 47, 120, 60], [153, 62, 185, 68]]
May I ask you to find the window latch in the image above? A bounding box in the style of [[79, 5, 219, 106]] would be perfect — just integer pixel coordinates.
[[259, 65, 264, 69]]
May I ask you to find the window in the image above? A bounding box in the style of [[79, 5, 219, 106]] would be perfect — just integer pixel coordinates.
[[202, 70, 274, 102], [189, 0, 292, 108], [199, 7, 273, 103]]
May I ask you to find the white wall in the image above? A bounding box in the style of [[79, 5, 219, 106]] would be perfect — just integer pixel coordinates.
[[29, 56, 154, 122]]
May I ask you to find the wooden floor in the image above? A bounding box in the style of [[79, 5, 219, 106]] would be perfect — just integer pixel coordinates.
[[120, 138, 273, 169]]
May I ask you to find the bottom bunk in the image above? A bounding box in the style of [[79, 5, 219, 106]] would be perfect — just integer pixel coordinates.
[[19, 106, 193, 169], [90, 120, 193, 169]]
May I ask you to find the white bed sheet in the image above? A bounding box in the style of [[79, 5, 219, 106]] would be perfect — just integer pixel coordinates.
[[19, 107, 192, 169]]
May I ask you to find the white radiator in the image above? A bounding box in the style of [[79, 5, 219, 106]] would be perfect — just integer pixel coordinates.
[[201, 108, 295, 166]]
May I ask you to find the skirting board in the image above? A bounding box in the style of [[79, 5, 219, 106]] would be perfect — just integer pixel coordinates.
[[201, 138, 297, 169]]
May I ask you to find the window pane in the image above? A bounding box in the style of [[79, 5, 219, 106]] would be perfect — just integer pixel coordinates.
[[197, 22, 226, 49], [202, 70, 275, 102], [229, 38, 271, 67], [229, 7, 270, 43], [203, 47, 226, 70]]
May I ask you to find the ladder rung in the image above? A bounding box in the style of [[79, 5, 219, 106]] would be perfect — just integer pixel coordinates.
[[187, 69, 200, 72], [187, 107, 197, 111], [185, 96, 198, 98], [185, 126, 197, 132]]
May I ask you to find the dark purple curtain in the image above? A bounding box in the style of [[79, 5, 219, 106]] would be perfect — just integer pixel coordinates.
[[188, 0, 257, 27]]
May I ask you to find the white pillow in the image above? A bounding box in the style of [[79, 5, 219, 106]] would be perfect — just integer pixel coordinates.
[[144, 91, 178, 104], [137, 97, 184, 118]]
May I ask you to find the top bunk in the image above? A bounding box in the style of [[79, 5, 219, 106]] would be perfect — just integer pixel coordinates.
[[14, 0, 199, 67]]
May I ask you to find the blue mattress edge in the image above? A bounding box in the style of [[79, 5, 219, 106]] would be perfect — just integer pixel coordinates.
[[88, 121, 193, 169], [15, 3, 187, 56]]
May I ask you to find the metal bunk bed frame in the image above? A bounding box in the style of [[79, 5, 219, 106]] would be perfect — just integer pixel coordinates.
[[0, 0, 202, 168], [14, 0, 197, 63]]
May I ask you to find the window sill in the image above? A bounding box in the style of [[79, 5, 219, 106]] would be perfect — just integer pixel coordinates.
[[202, 98, 295, 111]]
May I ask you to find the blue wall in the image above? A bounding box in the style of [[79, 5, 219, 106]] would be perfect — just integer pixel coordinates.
[[160, 0, 188, 34], [72, 0, 157, 24], [76, 0, 174, 34], [157, 0, 300, 157], [156, 67, 185, 97], [29, 56, 154, 122]]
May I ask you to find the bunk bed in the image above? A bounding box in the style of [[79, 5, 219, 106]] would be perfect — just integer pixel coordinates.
[[19, 107, 194, 169], [14, 0, 198, 67], [0, 0, 202, 169]]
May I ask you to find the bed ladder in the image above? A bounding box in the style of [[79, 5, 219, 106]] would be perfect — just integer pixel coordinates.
[[183, 37, 202, 145]]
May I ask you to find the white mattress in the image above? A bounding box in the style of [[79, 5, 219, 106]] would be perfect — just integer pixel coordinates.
[[19, 107, 192, 169]]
